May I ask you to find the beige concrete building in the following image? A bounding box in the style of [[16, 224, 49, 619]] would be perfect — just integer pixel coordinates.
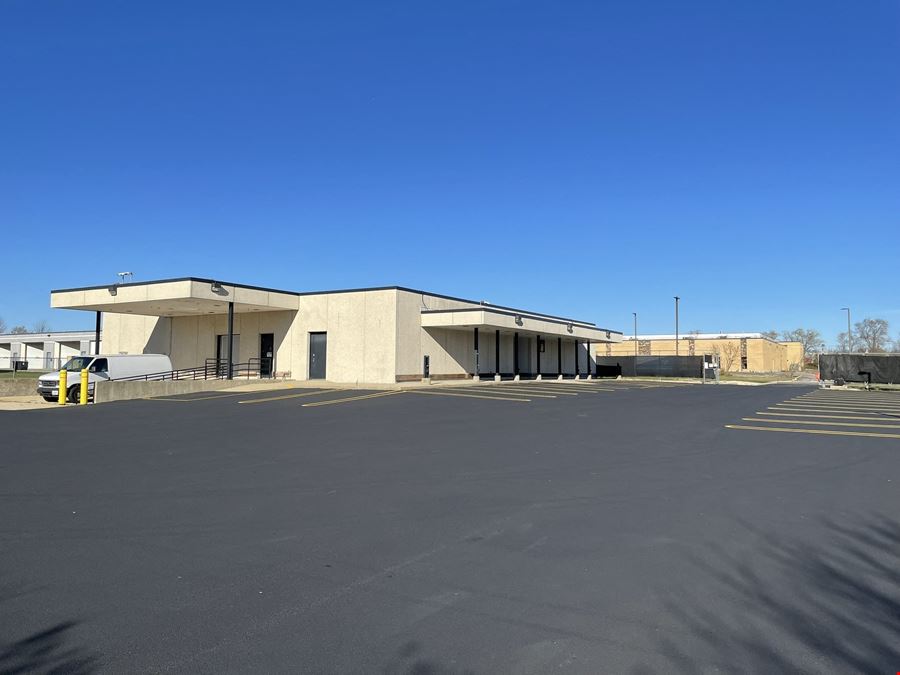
[[0, 329, 101, 371], [51, 277, 622, 384], [600, 333, 804, 373]]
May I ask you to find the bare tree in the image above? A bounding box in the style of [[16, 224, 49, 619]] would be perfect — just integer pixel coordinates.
[[781, 328, 824, 359], [761, 330, 780, 341], [836, 332, 851, 351], [31, 319, 51, 333], [0, 316, 6, 333], [10, 325, 28, 334], [719, 342, 741, 372], [855, 318, 890, 352]]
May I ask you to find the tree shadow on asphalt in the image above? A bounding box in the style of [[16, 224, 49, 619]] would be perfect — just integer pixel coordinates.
[[647, 513, 900, 674], [0, 620, 98, 675], [0, 584, 99, 675], [381, 640, 476, 675]]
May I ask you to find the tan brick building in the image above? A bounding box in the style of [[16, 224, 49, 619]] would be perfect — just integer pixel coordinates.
[[599, 333, 804, 373]]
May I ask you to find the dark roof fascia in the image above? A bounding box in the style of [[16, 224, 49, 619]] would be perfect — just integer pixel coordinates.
[[421, 307, 621, 334], [50, 276, 302, 297], [50, 278, 616, 331]]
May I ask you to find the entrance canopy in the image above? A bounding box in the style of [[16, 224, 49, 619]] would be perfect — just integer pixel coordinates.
[[421, 307, 621, 342], [51, 278, 300, 317]]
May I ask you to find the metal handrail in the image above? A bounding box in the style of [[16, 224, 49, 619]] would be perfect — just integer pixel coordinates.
[[109, 357, 273, 383]]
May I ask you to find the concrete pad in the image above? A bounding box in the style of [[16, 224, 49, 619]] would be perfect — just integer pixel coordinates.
[[0, 395, 62, 411]]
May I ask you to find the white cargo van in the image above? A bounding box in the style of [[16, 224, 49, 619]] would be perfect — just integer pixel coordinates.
[[37, 354, 173, 403]]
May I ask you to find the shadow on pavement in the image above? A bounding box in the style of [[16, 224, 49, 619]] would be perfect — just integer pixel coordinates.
[[0, 619, 98, 674], [381, 640, 476, 675], [650, 513, 900, 674]]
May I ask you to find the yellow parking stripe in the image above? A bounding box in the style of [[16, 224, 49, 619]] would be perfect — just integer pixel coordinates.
[[478, 386, 577, 396], [467, 387, 557, 398], [802, 392, 900, 397], [473, 384, 574, 394], [743, 417, 900, 429], [726, 424, 900, 439], [802, 391, 900, 398], [770, 403, 900, 413], [789, 401, 900, 411], [302, 391, 403, 407], [239, 388, 339, 404], [563, 382, 617, 390], [791, 395, 900, 406], [147, 390, 275, 402], [526, 384, 612, 393], [768, 407, 886, 416], [784, 398, 900, 408], [798, 396, 900, 404], [756, 411, 897, 421], [407, 390, 530, 402]]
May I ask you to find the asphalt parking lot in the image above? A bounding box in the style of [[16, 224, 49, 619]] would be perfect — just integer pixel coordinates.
[[2, 380, 899, 673]]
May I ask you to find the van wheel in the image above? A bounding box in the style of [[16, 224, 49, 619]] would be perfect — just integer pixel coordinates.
[[67, 386, 81, 404], [42, 396, 56, 403]]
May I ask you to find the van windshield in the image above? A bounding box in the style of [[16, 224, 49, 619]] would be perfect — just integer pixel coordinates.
[[62, 357, 94, 372]]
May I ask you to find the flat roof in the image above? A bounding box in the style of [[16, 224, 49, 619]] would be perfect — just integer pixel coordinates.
[[51, 276, 619, 332], [422, 307, 620, 342], [624, 333, 778, 341], [0, 329, 99, 340]]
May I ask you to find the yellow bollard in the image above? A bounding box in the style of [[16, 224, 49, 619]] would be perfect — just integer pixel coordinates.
[[58, 369, 67, 405], [80, 368, 89, 405]]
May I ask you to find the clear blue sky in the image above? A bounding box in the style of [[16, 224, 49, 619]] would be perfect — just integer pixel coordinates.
[[2, 1, 898, 344]]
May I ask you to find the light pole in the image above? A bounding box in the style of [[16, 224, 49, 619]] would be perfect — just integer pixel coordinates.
[[674, 296, 680, 355], [633, 312, 638, 356], [841, 307, 851, 352]]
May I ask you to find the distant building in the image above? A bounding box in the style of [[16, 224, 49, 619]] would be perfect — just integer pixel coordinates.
[[600, 333, 804, 373], [0, 330, 101, 371]]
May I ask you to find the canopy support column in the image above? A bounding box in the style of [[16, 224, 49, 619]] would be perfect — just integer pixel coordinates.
[[514, 332, 520, 380], [226, 301, 234, 380], [575, 340, 580, 377], [557, 337, 562, 379], [94, 311, 102, 355], [473, 327, 479, 381], [586, 340, 592, 378]]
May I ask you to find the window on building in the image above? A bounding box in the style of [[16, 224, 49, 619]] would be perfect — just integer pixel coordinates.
[[741, 356, 748, 370]]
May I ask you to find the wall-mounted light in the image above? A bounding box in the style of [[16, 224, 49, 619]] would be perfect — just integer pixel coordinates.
[[211, 281, 223, 292], [514, 314, 523, 326], [108, 286, 117, 296], [567, 323, 573, 333]]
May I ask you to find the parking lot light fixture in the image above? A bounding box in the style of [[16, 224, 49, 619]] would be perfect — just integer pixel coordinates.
[[633, 312, 637, 356], [674, 297, 680, 355], [841, 307, 851, 352]]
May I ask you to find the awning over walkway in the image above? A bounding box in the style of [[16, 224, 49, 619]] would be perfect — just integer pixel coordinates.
[[51, 278, 299, 317], [421, 308, 621, 342]]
